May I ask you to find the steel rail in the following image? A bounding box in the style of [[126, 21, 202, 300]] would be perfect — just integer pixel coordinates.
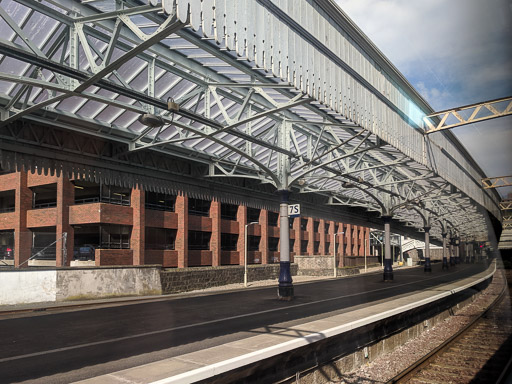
[[386, 271, 508, 384]]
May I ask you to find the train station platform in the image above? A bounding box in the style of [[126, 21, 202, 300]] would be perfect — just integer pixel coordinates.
[[72, 262, 495, 384]]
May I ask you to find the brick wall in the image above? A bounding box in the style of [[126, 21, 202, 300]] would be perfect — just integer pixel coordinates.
[[95, 249, 133, 266], [131, 187, 145, 265], [0, 171, 376, 270], [0, 212, 16, 230], [14, 171, 31, 267], [27, 208, 57, 227], [145, 250, 178, 267], [160, 264, 299, 294], [69, 203, 132, 225]]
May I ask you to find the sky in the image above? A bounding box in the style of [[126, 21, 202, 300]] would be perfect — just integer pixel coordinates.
[[337, 0, 512, 199]]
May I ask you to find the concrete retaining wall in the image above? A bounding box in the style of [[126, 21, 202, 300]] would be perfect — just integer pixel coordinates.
[[0, 266, 162, 305], [56, 266, 162, 301], [0, 270, 57, 304], [161, 264, 298, 294], [295, 255, 379, 276]]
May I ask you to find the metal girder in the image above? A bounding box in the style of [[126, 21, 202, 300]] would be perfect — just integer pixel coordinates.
[[0, 0, 495, 241], [482, 176, 512, 189], [501, 200, 512, 210], [424, 96, 512, 134]]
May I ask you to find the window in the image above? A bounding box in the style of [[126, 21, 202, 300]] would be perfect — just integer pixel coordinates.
[[73, 180, 100, 205], [74, 225, 100, 248], [100, 225, 131, 249], [0, 190, 15, 213], [289, 238, 295, 250], [221, 204, 238, 220], [268, 212, 279, 227], [146, 192, 176, 212], [32, 184, 56, 209], [248, 235, 260, 251], [313, 221, 320, 232], [145, 228, 176, 250], [32, 230, 56, 259], [301, 240, 308, 253], [100, 184, 131, 206], [188, 230, 211, 250], [247, 208, 260, 223], [221, 233, 238, 250], [314, 241, 320, 253], [188, 198, 210, 216], [268, 237, 279, 251], [325, 222, 330, 234], [300, 218, 308, 230], [289, 217, 294, 229]]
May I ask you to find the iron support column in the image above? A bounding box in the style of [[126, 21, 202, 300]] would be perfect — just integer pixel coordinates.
[[442, 233, 449, 270], [383, 216, 393, 281], [455, 238, 460, 264], [450, 241, 455, 266], [424, 227, 432, 273], [278, 190, 293, 300]]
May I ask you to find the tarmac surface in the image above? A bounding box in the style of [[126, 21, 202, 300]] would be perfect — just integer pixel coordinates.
[[0, 263, 488, 383]]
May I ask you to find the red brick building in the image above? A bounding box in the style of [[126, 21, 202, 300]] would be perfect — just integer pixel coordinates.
[[0, 170, 371, 268]]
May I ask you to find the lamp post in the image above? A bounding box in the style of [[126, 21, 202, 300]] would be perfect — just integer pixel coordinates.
[[333, 232, 344, 277], [244, 221, 259, 287], [364, 237, 369, 273]]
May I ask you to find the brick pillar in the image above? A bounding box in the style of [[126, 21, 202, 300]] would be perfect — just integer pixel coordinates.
[[14, 171, 32, 268], [338, 223, 345, 267], [346, 224, 352, 256], [237, 205, 247, 265], [358, 227, 363, 256], [259, 209, 268, 264], [319, 219, 326, 255], [131, 187, 145, 265], [351, 225, 358, 256], [365, 227, 370, 256], [176, 195, 188, 268], [210, 200, 221, 266], [293, 216, 301, 255], [328, 220, 335, 255], [56, 176, 74, 267], [307, 218, 314, 255]]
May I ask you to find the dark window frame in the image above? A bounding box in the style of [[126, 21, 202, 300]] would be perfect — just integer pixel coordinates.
[[145, 227, 176, 250], [188, 198, 211, 217], [188, 230, 211, 250], [268, 236, 279, 251], [221, 233, 238, 250], [221, 204, 238, 220]]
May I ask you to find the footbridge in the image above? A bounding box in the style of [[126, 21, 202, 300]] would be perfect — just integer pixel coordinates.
[[0, 0, 503, 297]]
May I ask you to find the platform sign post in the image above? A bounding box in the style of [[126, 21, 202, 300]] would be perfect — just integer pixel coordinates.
[[288, 204, 300, 218]]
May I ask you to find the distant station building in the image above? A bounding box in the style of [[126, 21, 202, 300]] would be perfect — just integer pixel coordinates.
[[0, 170, 373, 269]]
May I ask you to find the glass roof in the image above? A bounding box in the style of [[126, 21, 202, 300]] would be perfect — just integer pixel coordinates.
[[0, 0, 492, 241]]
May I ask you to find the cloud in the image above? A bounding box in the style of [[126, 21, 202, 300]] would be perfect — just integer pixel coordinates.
[[337, 0, 512, 194], [338, 0, 512, 109]]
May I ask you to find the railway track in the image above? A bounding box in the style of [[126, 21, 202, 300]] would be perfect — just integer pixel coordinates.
[[388, 273, 512, 384]]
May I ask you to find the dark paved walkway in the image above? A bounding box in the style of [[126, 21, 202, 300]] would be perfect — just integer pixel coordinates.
[[0, 263, 486, 383]]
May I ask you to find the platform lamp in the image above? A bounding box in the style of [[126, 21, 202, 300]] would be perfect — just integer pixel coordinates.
[[244, 221, 259, 287], [333, 232, 344, 277], [138, 98, 179, 129]]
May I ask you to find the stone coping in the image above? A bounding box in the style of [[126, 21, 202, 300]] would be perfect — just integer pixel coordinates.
[[0, 264, 163, 272]]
